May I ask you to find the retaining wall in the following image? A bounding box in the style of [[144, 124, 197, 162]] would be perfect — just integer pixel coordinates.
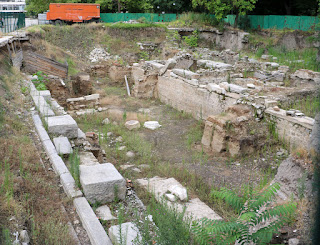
[[265, 108, 314, 150], [157, 74, 238, 120]]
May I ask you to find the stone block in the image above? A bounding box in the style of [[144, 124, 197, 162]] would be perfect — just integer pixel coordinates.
[[80, 163, 126, 203], [53, 136, 73, 155], [207, 83, 226, 95], [32, 114, 50, 142], [143, 121, 161, 130], [201, 121, 214, 148], [211, 130, 226, 153], [159, 58, 177, 75], [43, 139, 57, 157], [74, 197, 112, 245], [49, 153, 69, 176], [197, 60, 232, 69], [96, 205, 117, 221], [85, 94, 100, 101], [168, 185, 188, 201], [265, 100, 278, 108], [109, 222, 140, 245], [79, 151, 99, 166], [125, 120, 140, 130], [172, 69, 200, 80], [32, 95, 55, 117], [47, 115, 78, 138], [39, 90, 51, 101], [60, 172, 83, 198]]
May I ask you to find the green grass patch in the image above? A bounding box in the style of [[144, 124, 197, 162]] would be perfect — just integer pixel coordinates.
[[66, 57, 79, 76], [105, 86, 127, 96], [267, 46, 319, 72], [105, 22, 166, 29], [281, 95, 320, 118], [170, 12, 222, 29]]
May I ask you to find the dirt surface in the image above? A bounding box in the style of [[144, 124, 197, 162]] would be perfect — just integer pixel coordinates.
[[94, 80, 286, 191]]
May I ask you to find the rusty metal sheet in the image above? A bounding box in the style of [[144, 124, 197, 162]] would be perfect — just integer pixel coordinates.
[[23, 51, 68, 79]]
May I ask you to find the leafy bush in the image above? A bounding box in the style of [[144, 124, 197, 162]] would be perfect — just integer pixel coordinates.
[[183, 30, 199, 47], [192, 183, 296, 245], [31, 71, 48, 91]]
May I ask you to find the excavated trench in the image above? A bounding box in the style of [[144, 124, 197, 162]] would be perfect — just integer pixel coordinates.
[[1, 24, 319, 244]]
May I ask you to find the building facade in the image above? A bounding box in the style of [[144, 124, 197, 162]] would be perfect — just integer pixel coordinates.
[[0, 0, 26, 12]]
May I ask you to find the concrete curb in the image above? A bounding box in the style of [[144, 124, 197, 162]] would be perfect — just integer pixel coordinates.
[[31, 113, 82, 199], [60, 172, 83, 198], [74, 197, 113, 245]]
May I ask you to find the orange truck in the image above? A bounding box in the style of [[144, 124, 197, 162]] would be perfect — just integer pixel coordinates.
[[46, 3, 100, 25]]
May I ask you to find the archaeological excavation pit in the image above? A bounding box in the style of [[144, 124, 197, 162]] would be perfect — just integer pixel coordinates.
[[1, 22, 319, 245]]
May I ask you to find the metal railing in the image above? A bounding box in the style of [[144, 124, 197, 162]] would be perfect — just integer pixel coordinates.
[[0, 12, 25, 33]]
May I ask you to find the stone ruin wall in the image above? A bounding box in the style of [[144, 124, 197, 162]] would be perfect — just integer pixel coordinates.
[[266, 108, 314, 150], [157, 74, 237, 120]]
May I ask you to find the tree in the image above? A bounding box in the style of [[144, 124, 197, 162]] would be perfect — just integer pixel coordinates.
[[192, 0, 257, 27], [192, 183, 297, 245]]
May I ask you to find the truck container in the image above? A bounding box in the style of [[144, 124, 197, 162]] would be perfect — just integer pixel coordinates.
[[46, 3, 100, 25]]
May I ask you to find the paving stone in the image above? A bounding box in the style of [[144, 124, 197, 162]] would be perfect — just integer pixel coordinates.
[[95, 205, 117, 221], [125, 120, 140, 130], [109, 222, 140, 245], [80, 163, 126, 203], [53, 136, 73, 155], [47, 115, 78, 138], [74, 197, 112, 245]]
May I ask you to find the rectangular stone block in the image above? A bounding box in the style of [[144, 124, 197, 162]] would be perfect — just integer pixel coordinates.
[[47, 115, 78, 138], [74, 197, 112, 245], [32, 114, 50, 142], [43, 139, 57, 157], [201, 121, 214, 148], [80, 163, 126, 203], [60, 172, 83, 198], [32, 95, 55, 117], [49, 153, 69, 176], [79, 151, 99, 166], [53, 136, 73, 155]]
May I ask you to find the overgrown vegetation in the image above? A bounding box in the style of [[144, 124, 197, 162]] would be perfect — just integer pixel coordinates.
[[0, 69, 74, 244], [192, 183, 296, 245], [280, 95, 320, 118], [68, 149, 81, 188]]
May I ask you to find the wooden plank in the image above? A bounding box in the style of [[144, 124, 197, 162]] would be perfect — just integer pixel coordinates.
[[24, 51, 68, 78]]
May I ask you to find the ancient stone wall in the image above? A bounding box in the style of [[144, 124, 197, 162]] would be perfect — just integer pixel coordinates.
[[157, 74, 238, 120], [265, 108, 314, 150]]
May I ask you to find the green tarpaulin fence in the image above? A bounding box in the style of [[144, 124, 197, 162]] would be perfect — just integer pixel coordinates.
[[100, 13, 319, 31], [0, 12, 25, 33], [100, 13, 177, 23]]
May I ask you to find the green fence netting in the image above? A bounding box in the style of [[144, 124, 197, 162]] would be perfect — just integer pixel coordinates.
[[99, 13, 319, 31], [100, 13, 177, 23], [0, 12, 25, 33]]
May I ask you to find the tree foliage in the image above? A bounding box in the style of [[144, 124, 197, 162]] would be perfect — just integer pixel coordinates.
[[192, 183, 297, 245], [192, 0, 257, 25]]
